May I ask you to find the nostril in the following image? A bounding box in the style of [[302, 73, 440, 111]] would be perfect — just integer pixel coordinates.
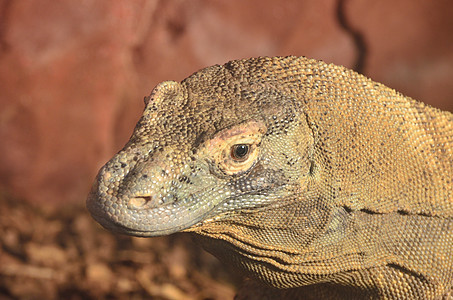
[[128, 196, 153, 209]]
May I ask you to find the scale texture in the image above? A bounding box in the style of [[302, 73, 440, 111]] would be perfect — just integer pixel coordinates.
[[87, 56, 453, 299]]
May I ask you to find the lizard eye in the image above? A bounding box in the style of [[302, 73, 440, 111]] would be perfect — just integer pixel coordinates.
[[231, 144, 250, 161], [203, 121, 265, 176]]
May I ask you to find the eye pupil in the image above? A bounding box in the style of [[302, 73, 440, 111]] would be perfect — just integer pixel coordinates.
[[232, 144, 250, 160]]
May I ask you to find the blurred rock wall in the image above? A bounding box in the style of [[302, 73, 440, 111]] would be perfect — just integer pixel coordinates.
[[0, 0, 452, 205]]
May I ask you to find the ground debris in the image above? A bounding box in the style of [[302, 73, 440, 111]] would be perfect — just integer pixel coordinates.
[[0, 192, 237, 299]]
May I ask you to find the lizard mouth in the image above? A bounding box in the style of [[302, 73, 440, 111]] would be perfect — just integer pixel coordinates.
[[86, 180, 218, 237]]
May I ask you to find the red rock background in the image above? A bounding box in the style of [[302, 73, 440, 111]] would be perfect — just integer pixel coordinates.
[[0, 0, 452, 298], [1, 0, 452, 206]]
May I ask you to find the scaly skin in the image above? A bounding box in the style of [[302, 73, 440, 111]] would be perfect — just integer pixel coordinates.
[[87, 56, 453, 299]]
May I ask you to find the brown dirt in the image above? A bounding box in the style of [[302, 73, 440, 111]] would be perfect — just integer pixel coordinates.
[[0, 191, 237, 299]]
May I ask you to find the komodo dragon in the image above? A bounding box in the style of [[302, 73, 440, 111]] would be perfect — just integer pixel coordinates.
[[87, 56, 453, 299]]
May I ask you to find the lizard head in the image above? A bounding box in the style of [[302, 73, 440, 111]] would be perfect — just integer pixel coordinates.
[[87, 58, 316, 237]]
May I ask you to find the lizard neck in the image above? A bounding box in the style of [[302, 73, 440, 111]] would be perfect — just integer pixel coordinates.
[[194, 202, 453, 296]]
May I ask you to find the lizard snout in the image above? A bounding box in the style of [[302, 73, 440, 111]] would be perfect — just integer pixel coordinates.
[[127, 196, 155, 209]]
